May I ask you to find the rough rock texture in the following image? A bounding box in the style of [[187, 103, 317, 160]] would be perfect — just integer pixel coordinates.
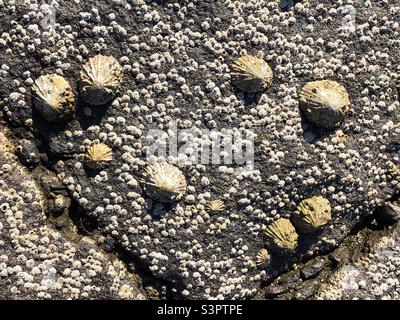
[[0, 0, 400, 299], [0, 127, 145, 300]]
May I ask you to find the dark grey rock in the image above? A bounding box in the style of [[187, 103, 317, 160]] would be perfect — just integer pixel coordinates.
[[1, 0, 400, 300]]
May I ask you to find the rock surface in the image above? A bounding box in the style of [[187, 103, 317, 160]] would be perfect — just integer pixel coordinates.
[[0, 127, 145, 300]]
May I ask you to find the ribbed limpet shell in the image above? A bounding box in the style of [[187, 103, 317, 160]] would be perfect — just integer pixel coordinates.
[[264, 218, 298, 253], [231, 55, 273, 93], [84, 142, 113, 169], [32, 74, 75, 122], [299, 80, 351, 129], [141, 163, 187, 203], [256, 248, 271, 267], [292, 196, 332, 233], [79, 55, 123, 105], [206, 200, 225, 212]]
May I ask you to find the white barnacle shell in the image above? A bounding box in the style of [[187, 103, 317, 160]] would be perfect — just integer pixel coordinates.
[[32, 74, 75, 122], [141, 163, 187, 203], [264, 218, 298, 254], [299, 80, 351, 129], [79, 54, 123, 105], [292, 196, 332, 233], [231, 55, 273, 93], [84, 142, 113, 169]]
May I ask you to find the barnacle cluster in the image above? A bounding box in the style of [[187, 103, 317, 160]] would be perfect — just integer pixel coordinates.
[[32, 74, 75, 122], [299, 80, 351, 129], [84, 142, 113, 169], [79, 55, 123, 105], [264, 218, 298, 254], [141, 163, 187, 203], [231, 55, 273, 93], [292, 196, 332, 233]]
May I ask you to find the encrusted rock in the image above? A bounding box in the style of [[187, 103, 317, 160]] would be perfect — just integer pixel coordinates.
[[141, 163, 187, 203], [293, 196, 332, 233], [79, 54, 123, 105], [231, 55, 273, 93], [264, 218, 298, 253], [50, 194, 71, 214], [32, 74, 75, 122], [206, 200, 225, 212], [84, 142, 113, 169], [299, 80, 351, 129]]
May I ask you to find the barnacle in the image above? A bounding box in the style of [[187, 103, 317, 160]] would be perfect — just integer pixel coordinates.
[[84, 142, 113, 169], [206, 200, 225, 212], [256, 248, 270, 267], [292, 196, 332, 233], [299, 80, 351, 129], [141, 163, 187, 203], [32, 74, 75, 122], [264, 218, 298, 253], [231, 55, 273, 93], [79, 55, 123, 105]]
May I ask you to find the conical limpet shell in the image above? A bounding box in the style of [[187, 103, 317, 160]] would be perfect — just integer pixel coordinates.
[[79, 54, 123, 105], [231, 55, 273, 93], [84, 142, 113, 169], [141, 163, 187, 203], [299, 80, 351, 129], [292, 196, 332, 233], [32, 74, 75, 122], [264, 218, 298, 254]]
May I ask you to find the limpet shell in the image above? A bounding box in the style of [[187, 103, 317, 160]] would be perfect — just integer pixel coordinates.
[[84, 142, 113, 169], [141, 163, 187, 203], [79, 54, 123, 105], [32, 74, 75, 122], [231, 55, 273, 93], [292, 196, 332, 233], [299, 80, 351, 129], [264, 218, 298, 253]]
